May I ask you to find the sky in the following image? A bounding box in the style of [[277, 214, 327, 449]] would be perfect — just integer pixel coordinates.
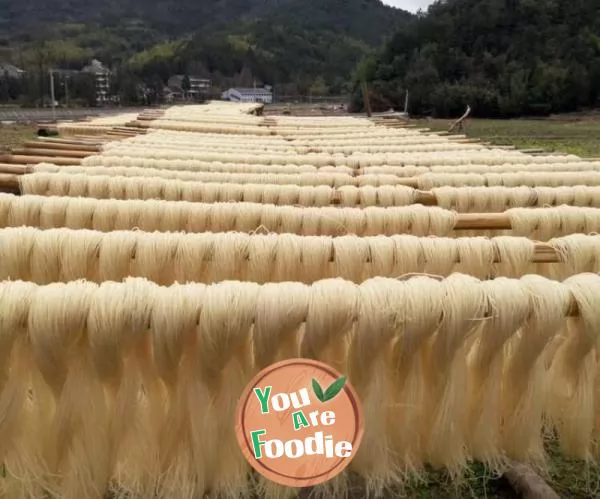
[[383, 0, 434, 13]]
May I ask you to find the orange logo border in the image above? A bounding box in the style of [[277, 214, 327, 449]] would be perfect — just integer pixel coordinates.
[[235, 359, 364, 488]]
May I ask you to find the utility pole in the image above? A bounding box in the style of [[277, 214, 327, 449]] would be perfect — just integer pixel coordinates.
[[361, 80, 372, 118], [64, 76, 70, 108], [49, 69, 56, 122]]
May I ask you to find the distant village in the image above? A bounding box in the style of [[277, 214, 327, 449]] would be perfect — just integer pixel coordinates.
[[0, 59, 274, 107]]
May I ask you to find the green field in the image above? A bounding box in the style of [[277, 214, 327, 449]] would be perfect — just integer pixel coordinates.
[[413, 115, 600, 158]]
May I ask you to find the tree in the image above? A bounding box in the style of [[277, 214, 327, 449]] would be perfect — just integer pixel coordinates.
[[351, 0, 600, 117], [188, 61, 210, 78], [309, 76, 328, 97], [111, 65, 141, 105], [147, 73, 165, 104], [0, 73, 10, 102], [30, 40, 53, 106], [7, 75, 24, 101], [71, 73, 96, 107], [181, 74, 191, 99], [238, 63, 254, 87]]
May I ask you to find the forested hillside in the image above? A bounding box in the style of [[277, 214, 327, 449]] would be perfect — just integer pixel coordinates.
[[0, 0, 409, 104], [134, 0, 411, 94], [352, 0, 600, 117]]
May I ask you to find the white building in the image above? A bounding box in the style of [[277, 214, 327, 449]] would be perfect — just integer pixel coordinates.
[[167, 75, 211, 101], [188, 76, 211, 97], [221, 87, 273, 104], [81, 59, 111, 106]]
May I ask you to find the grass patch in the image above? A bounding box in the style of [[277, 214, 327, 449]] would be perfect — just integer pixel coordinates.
[[360, 445, 600, 498], [413, 116, 600, 158], [0, 124, 37, 150], [400, 463, 516, 498], [545, 439, 600, 498]]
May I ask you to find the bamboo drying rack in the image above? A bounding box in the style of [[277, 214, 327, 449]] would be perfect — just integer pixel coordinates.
[[0, 172, 579, 234], [8, 106, 579, 499], [9, 111, 589, 244]]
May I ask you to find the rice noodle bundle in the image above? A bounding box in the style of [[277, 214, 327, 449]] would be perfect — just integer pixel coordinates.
[[0, 274, 597, 499]]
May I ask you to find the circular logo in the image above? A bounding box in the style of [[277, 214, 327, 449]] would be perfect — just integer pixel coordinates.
[[235, 359, 364, 488]]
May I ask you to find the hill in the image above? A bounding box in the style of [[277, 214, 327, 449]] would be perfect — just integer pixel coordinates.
[[133, 0, 411, 93], [0, 0, 410, 99], [351, 0, 600, 117], [0, 0, 282, 38]]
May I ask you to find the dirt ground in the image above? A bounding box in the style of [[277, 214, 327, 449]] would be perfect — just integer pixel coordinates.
[[0, 124, 37, 150]]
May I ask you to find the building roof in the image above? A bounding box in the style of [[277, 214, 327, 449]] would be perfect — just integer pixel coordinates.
[[0, 64, 25, 77], [229, 87, 272, 96], [81, 59, 109, 74], [51, 68, 79, 76], [170, 75, 210, 83]]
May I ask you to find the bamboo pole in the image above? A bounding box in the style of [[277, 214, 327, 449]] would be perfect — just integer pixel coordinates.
[[0, 174, 20, 194], [454, 213, 510, 230], [0, 154, 81, 166], [0, 205, 582, 270], [106, 131, 143, 138], [113, 126, 145, 133], [372, 119, 419, 128], [22, 141, 101, 153], [12, 148, 92, 159], [0, 164, 32, 174], [37, 137, 108, 146], [126, 121, 149, 129], [3, 153, 599, 177], [0, 171, 594, 233], [3, 163, 600, 204], [0, 170, 429, 202], [137, 112, 165, 121], [71, 134, 113, 141]]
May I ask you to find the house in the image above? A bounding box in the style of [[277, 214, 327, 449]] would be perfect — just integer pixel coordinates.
[[167, 75, 210, 101], [81, 59, 111, 106], [137, 83, 151, 103], [0, 64, 25, 79], [221, 87, 273, 104], [164, 86, 183, 103]]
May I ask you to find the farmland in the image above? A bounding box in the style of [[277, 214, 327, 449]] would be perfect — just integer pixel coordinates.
[[413, 115, 600, 158]]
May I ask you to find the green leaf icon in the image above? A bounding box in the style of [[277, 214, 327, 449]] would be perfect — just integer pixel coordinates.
[[323, 376, 347, 402], [312, 378, 325, 402]]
